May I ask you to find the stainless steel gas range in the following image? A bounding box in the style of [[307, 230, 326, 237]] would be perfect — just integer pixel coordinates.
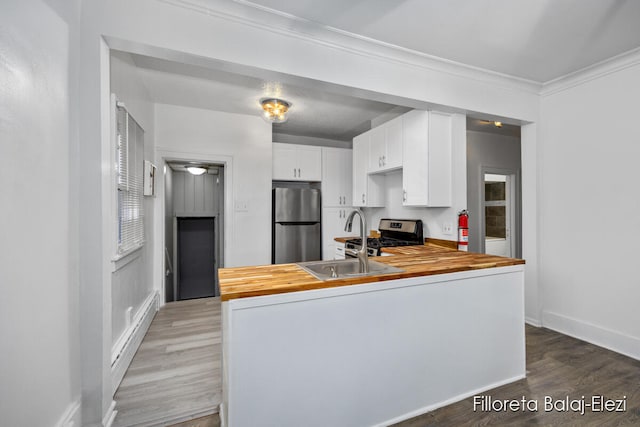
[[345, 219, 424, 257]]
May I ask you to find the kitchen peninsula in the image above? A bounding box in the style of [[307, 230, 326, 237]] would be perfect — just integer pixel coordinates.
[[220, 245, 526, 427]]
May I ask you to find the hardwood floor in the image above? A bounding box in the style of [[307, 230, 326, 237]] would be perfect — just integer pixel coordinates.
[[174, 325, 640, 427], [113, 297, 222, 427], [392, 325, 640, 426]]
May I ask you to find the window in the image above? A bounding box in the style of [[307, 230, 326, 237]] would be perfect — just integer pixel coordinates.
[[116, 103, 144, 254]]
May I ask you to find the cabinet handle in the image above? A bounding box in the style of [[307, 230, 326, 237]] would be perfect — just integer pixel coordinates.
[[383, 155, 386, 166], [293, 168, 296, 177], [298, 168, 301, 177], [362, 193, 365, 203], [403, 190, 407, 202], [378, 156, 382, 167]]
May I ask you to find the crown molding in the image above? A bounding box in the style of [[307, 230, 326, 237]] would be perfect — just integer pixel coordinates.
[[541, 46, 640, 97], [157, 0, 542, 95]]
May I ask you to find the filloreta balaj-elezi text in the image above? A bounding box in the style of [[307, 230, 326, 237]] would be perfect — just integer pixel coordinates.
[[473, 395, 627, 416]]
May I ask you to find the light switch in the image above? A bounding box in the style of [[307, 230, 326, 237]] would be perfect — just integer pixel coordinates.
[[235, 199, 249, 212]]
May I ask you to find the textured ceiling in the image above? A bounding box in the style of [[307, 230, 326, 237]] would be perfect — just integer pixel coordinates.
[[243, 0, 640, 83]]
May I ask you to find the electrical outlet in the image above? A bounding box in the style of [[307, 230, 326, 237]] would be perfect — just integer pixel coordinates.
[[442, 222, 453, 235]]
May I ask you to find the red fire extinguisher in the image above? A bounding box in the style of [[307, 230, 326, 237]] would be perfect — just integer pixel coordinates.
[[458, 210, 469, 251]]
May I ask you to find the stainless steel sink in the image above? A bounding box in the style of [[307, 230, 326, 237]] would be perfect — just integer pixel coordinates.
[[297, 259, 404, 281]]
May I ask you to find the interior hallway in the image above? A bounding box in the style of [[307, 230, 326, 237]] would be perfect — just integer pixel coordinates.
[[113, 297, 221, 427]]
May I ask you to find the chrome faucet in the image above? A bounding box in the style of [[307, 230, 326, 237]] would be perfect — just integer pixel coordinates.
[[344, 208, 369, 273]]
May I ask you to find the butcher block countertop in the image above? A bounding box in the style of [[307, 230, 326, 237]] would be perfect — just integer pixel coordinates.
[[219, 245, 525, 301]]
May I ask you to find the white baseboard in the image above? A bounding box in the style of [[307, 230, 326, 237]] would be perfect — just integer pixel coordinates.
[[55, 398, 81, 427], [543, 310, 640, 361], [111, 291, 159, 394], [103, 400, 117, 427], [374, 374, 526, 427], [219, 403, 226, 427], [525, 316, 541, 327]]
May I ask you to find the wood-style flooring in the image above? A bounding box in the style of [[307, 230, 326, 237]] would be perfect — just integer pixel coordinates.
[[174, 325, 640, 427], [113, 297, 222, 427]]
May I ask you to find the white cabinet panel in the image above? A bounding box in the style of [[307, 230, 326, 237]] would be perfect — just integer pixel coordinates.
[[297, 145, 322, 181], [402, 110, 452, 207], [322, 147, 352, 207], [368, 117, 403, 173], [352, 133, 368, 207], [384, 115, 403, 169], [273, 142, 321, 181], [272, 143, 298, 180], [368, 126, 386, 173], [322, 207, 359, 260], [353, 131, 385, 207]]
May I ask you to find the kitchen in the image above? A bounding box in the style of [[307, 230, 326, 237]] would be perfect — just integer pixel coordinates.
[[3, 1, 640, 427]]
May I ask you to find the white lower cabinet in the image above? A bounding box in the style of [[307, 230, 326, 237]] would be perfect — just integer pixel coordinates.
[[335, 242, 346, 260], [322, 207, 359, 260]]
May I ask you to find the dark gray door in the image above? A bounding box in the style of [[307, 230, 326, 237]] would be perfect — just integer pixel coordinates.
[[177, 217, 216, 300]]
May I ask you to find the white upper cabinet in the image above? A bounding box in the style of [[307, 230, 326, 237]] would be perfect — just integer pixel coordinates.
[[384, 115, 403, 169], [353, 132, 385, 207], [322, 147, 352, 207], [273, 143, 322, 181], [402, 110, 452, 207], [368, 116, 403, 173]]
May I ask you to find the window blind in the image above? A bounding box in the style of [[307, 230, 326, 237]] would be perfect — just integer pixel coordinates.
[[116, 104, 144, 254]]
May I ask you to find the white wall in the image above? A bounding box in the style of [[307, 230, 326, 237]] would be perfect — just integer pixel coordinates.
[[155, 104, 272, 267], [109, 51, 157, 356], [366, 114, 467, 241], [539, 60, 640, 359], [0, 1, 81, 426]]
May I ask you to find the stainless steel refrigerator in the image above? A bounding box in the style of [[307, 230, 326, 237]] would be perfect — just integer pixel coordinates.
[[272, 187, 321, 264]]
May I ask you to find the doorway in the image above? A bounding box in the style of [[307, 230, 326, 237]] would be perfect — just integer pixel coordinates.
[[164, 162, 225, 302], [466, 118, 522, 257]]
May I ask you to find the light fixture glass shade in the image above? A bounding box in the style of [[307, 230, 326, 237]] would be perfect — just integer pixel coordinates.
[[186, 166, 207, 175], [260, 98, 291, 123]]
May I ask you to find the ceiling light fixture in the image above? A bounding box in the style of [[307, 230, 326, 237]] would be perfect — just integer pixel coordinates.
[[186, 165, 207, 176], [494, 121, 503, 128], [260, 98, 291, 123]]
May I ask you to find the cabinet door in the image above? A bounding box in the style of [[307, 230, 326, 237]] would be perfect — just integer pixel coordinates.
[[297, 145, 322, 181], [322, 147, 352, 207], [339, 149, 353, 206], [426, 111, 452, 207], [402, 110, 429, 206], [368, 126, 385, 173], [273, 143, 297, 180], [322, 208, 359, 260], [352, 133, 369, 207], [384, 116, 403, 169], [402, 110, 452, 207]]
